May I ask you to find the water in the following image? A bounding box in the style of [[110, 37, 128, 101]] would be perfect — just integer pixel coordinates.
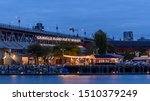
[[0, 75, 150, 84]]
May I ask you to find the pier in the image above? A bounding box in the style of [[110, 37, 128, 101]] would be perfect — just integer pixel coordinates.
[[0, 65, 150, 75]]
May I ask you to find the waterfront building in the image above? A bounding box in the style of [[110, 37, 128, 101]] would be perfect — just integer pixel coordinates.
[[82, 39, 150, 60], [133, 56, 150, 63], [92, 54, 124, 65], [110, 41, 150, 55], [57, 54, 124, 66], [1, 22, 150, 65], [0, 23, 82, 65]]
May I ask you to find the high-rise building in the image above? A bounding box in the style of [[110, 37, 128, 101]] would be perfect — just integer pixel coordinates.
[[123, 31, 133, 41]]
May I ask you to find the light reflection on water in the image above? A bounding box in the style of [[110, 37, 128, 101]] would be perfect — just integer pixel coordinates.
[[146, 75, 150, 79], [0, 75, 150, 84]]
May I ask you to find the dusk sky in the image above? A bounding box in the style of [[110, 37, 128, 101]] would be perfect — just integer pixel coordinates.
[[0, 0, 150, 39]]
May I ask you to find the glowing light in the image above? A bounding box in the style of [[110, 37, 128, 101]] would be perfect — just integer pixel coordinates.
[[11, 54, 16, 59], [3, 56, 6, 59], [77, 71, 80, 74], [112, 71, 116, 74], [36, 36, 81, 42]]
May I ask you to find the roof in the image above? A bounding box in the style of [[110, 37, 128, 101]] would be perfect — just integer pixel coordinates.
[[0, 41, 30, 49], [94, 53, 124, 58], [133, 57, 150, 60], [110, 41, 150, 47]]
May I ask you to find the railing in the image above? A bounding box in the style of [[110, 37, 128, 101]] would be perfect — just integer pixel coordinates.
[[0, 23, 84, 39]]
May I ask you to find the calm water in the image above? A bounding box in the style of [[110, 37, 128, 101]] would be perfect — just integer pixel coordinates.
[[0, 75, 150, 84]]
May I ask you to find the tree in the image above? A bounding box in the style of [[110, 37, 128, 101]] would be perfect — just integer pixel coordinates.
[[124, 51, 135, 60], [53, 41, 82, 56], [93, 30, 108, 54], [28, 43, 53, 64], [28, 43, 43, 57], [136, 47, 148, 56], [53, 45, 63, 56], [28, 43, 53, 56], [28, 43, 43, 65], [42, 46, 53, 56]]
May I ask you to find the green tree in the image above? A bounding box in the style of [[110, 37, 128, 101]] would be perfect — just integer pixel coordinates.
[[136, 47, 148, 56], [28, 43, 53, 64], [124, 51, 135, 60], [27, 43, 43, 64], [28, 43, 43, 57], [53, 41, 82, 56], [42, 46, 53, 56], [28, 43, 53, 56], [93, 30, 108, 54], [53, 45, 63, 56]]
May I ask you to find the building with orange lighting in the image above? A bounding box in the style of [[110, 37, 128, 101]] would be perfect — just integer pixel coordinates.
[[0, 23, 83, 65]]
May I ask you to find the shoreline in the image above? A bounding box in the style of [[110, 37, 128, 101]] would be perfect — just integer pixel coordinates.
[[0, 65, 150, 75], [0, 73, 149, 75]]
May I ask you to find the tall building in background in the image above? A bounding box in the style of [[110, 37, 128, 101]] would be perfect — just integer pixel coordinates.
[[123, 31, 133, 41]]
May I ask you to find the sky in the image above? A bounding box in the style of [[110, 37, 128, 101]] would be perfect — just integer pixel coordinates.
[[0, 0, 150, 39]]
